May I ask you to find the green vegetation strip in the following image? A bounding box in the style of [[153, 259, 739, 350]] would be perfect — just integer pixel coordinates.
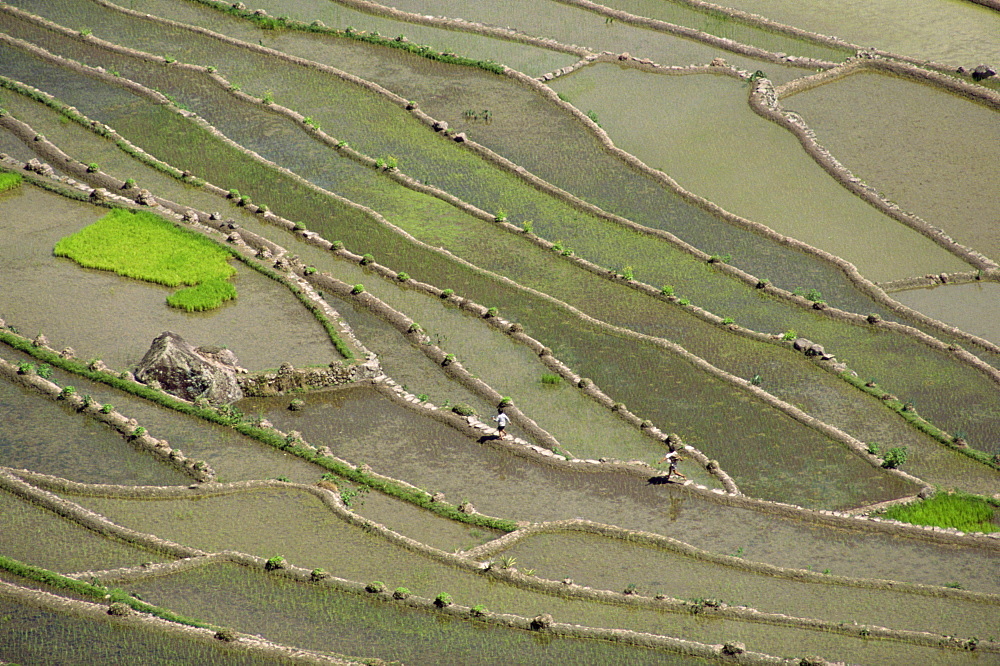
[[54, 209, 236, 312], [190, 0, 506, 73], [0, 330, 511, 532], [881, 492, 1000, 534], [0, 554, 214, 629], [840, 370, 1000, 470], [0, 170, 22, 192]]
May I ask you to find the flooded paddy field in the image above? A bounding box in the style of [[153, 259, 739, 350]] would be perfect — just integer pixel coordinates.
[[1, 0, 998, 663]]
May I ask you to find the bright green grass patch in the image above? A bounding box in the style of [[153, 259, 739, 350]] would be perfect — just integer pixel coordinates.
[[166, 277, 237, 312], [54, 208, 236, 310], [0, 171, 23, 192], [881, 492, 999, 533]]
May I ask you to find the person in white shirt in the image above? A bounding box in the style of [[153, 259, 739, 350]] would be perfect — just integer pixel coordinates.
[[659, 450, 687, 481], [493, 409, 511, 439]]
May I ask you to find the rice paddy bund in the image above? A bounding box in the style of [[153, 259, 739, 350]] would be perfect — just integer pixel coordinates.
[[1, 0, 999, 664]]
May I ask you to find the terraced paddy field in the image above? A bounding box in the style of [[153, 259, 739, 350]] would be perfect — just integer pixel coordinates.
[[0, 0, 998, 663]]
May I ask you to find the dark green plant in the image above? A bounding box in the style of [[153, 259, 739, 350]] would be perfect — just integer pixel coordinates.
[[397, 271, 410, 282], [36, 364, 53, 379], [434, 592, 453, 607], [215, 628, 238, 642], [470, 604, 488, 616], [866, 442, 881, 455], [586, 110, 600, 126], [451, 403, 476, 416], [264, 555, 285, 571], [310, 568, 328, 581], [360, 253, 375, 265], [340, 485, 369, 508], [750, 374, 762, 386], [16, 361, 34, 374], [621, 266, 634, 280], [417, 393, 429, 402], [660, 285, 675, 296], [100, 403, 114, 414], [123, 178, 137, 189], [541, 373, 562, 385], [882, 446, 908, 469], [131, 426, 146, 438]]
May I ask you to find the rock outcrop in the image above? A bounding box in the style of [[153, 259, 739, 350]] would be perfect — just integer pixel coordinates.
[[134, 331, 243, 404]]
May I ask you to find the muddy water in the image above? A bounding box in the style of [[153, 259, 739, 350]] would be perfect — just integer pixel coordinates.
[[550, 65, 971, 282], [0, 363, 190, 486], [125, 562, 704, 666], [70, 490, 989, 663], [380, 0, 811, 81], [709, 0, 1000, 67], [0, 489, 169, 572], [784, 71, 1000, 264], [502, 531, 1000, 638], [0, 184, 336, 371], [893, 282, 1000, 350], [6, 34, 993, 496], [235, 385, 1000, 594]]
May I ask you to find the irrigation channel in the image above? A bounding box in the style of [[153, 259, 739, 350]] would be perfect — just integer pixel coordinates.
[[0, 0, 997, 663]]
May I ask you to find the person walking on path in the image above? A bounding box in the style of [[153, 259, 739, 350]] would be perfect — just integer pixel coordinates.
[[659, 450, 687, 482], [493, 408, 511, 439]]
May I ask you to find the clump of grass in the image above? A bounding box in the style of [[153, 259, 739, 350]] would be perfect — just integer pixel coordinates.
[[881, 492, 998, 533], [0, 171, 23, 192], [166, 278, 237, 312], [541, 373, 562, 386], [881, 446, 908, 469], [782, 329, 798, 341], [54, 209, 237, 311]]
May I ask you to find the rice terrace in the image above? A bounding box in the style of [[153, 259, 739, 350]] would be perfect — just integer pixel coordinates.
[[1, 0, 999, 663]]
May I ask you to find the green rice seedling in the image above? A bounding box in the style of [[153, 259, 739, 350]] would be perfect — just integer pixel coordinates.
[[166, 278, 237, 312], [750, 374, 762, 386], [55, 209, 237, 310], [882, 492, 997, 532], [0, 171, 22, 192], [541, 373, 562, 385], [499, 555, 517, 569]]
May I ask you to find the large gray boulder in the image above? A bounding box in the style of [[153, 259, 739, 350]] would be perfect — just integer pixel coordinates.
[[135, 331, 243, 404]]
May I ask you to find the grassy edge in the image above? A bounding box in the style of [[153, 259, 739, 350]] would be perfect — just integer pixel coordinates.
[[840, 371, 1000, 470]]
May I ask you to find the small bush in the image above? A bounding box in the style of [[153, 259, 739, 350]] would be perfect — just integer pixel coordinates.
[[441, 289, 454, 298], [434, 592, 453, 607], [351, 284, 365, 294], [498, 396, 512, 407], [541, 373, 561, 385], [264, 555, 285, 571], [882, 446, 908, 469], [397, 271, 410, 282], [310, 568, 329, 581], [782, 329, 797, 341], [721, 317, 735, 325], [521, 220, 533, 233], [36, 364, 53, 379], [86, 163, 99, 173], [101, 403, 114, 414], [621, 266, 634, 280], [485, 307, 499, 318], [360, 253, 375, 265], [451, 403, 476, 416], [494, 208, 507, 223], [678, 298, 691, 306], [393, 587, 410, 600], [365, 581, 386, 593], [660, 285, 674, 297], [470, 604, 488, 617], [303, 266, 316, 276]]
